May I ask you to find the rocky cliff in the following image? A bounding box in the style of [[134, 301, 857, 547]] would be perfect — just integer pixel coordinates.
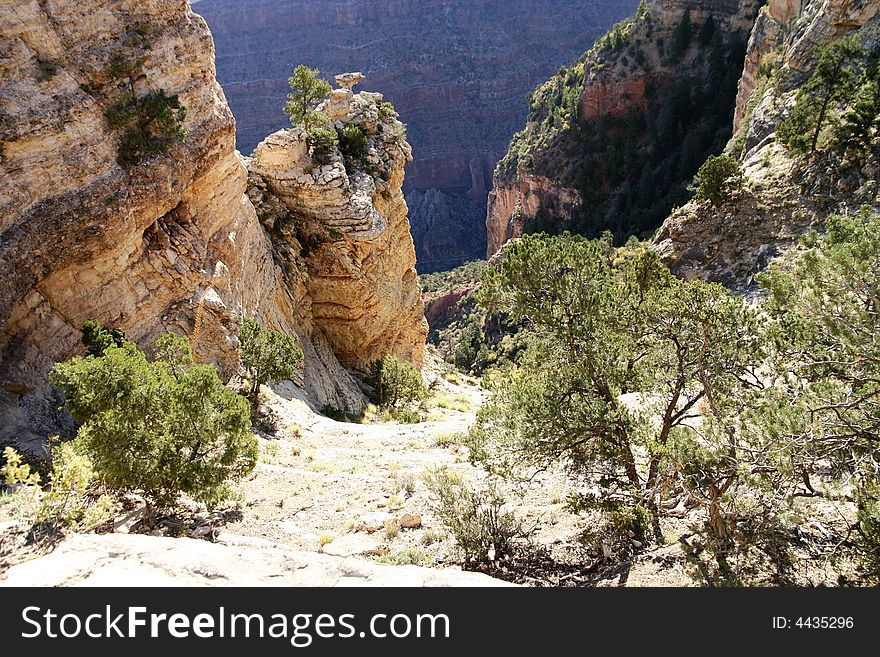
[[0, 0, 425, 450], [653, 0, 880, 291], [194, 0, 639, 272], [245, 82, 427, 370], [487, 0, 761, 257]]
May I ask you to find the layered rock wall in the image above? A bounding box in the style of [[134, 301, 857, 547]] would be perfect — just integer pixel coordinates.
[[0, 1, 425, 449]]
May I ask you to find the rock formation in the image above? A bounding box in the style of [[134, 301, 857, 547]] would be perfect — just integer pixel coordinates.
[[194, 0, 639, 271], [653, 0, 880, 291], [486, 0, 761, 257], [0, 1, 425, 451], [246, 79, 428, 370], [0, 532, 514, 587]]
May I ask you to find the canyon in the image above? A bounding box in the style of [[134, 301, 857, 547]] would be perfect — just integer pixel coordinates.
[[194, 0, 639, 271], [0, 0, 425, 452]]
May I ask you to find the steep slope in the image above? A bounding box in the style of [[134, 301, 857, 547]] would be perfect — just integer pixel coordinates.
[[0, 0, 425, 451], [653, 0, 880, 291], [194, 0, 639, 272], [487, 0, 762, 256]]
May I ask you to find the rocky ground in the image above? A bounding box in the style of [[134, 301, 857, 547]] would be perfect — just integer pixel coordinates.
[[1, 350, 693, 586], [3, 349, 859, 586]]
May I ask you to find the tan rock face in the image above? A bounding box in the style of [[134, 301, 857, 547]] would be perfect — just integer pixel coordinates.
[[486, 175, 581, 258], [247, 90, 427, 371], [0, 533, 514, 587], [0, 1, 426, 449]]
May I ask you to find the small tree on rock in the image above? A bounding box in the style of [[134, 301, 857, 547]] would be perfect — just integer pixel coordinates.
[[239, 318, 303, 399], [689, 154, 744, 206], [284, 65, 332, 132]]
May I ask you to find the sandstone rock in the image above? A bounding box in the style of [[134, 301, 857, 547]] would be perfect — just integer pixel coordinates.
[[354, 511, 395, 533], [247, 80, 427, 370], [486, 176, 581, 258], [0, 533, 514, 587], [320, 532, 381, 557], [0, 1, 429, 449], [399, 513, 422, 529]]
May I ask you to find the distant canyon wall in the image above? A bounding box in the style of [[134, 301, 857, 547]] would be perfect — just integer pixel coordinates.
[[195, 0, 639, 271]]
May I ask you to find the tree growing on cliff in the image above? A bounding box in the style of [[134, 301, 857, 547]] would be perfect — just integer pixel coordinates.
[[689, 154, 744, 206], [284, 65, 332, 132], [239, 319, 303, 400], [777, 35, 865, 154], [50, 328, 257, 509]]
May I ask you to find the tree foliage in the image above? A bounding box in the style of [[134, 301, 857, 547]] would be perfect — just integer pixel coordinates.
[[284, 65, 332, 132], [50, 328, 256, 509], [104, 54, 187, 165], [759, 207, 880, 580], [469, 234, 762, 545], [366, 356, 427, 410], [777, 35, 866, 154], [239, 319, 303, 399], [689, 154, 744, 206], [468, 209, 880, 583]]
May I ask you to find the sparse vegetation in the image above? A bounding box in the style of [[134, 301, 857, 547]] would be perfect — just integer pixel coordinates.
[[777, 35, 866, 155], [689, 154, 744, 206], [365, 356, 427, 414], [377, 547, 431, 566], [425, 469, 525, 562], [104, 53, 187, 165]]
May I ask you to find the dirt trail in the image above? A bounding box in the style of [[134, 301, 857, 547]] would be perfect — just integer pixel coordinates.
[[222, 370, 499, 563]]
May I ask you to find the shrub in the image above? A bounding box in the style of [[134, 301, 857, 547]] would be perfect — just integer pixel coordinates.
[[338, 123, 367, 160], [307, 119, 340, 165], [689, 154, 744, 206], [38, 439, 114, 530], [393, 408, 421, 424], [366, 356, 427, 410], [50, 327, 257, 509], [105, 87, 187, 165], [239, 318, 303, 399], [424, 469, 524, 562], [2, 442, 114, 531], [321, 404, 352, 422], [378, 101, 398, 120], [81, 319, 126, 356], [377, 547, 430, 566]]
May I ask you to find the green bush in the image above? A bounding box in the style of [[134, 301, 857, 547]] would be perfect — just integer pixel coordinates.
[[365, 356, 427, 410], [81, 319, 126, 356], [393, 408, 421, 424], [50, 328, 256, 509], [338, 123, 367, 160], [2, 442, 113, 531], [307, 119, 340, 165], [105, 88, 187, 165], [424, 470, 524, 562], [239, 318, 303, 399], [689, 154, 744, 206]]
